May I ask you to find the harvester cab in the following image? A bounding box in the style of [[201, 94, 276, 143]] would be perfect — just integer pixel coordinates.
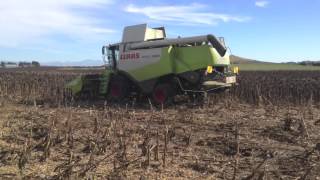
[[102, 45, 119, 69], [67, 24, 239, 104]]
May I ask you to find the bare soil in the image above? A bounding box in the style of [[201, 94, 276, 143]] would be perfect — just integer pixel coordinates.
[[1, 99, 320, 179]]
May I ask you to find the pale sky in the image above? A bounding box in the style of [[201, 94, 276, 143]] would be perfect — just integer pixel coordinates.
[[0, 0, 319, 64]]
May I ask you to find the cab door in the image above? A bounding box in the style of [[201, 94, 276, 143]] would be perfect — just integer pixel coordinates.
[[102, 45, 119, 70], [109, 46, 120, 69]]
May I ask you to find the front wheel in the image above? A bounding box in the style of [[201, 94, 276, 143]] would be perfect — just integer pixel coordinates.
[[107, 76, 129, 102]]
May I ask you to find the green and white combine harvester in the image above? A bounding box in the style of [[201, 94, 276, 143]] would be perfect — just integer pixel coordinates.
[[67, 24, 239, 104]]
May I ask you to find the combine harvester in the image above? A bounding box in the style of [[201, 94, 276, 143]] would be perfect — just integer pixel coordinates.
[[67, 24, 239, 104]]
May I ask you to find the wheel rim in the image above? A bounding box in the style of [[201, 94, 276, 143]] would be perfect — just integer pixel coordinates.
[[154, 88, 166, 104]]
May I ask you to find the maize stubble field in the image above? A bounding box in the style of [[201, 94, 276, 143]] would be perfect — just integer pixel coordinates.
[[0, 67, 320, 179]]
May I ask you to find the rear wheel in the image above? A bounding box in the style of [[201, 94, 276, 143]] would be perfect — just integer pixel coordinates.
[[152, 83, 175, 105]]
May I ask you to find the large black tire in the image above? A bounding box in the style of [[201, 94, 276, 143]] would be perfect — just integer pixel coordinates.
[[107, 75, 129, 102], [152, 83, 175, 106]]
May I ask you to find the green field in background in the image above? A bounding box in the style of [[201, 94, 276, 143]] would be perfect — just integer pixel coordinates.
[[232, 63, 320, 71]]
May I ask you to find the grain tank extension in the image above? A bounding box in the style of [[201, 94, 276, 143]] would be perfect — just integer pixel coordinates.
[[66, 24, 239, 104]]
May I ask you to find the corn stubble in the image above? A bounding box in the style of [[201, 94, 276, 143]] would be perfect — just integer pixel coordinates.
[[0, 68, 320, 179]]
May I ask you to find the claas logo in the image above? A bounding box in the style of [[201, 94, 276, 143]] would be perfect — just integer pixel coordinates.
[[120, 52, 140, 60]]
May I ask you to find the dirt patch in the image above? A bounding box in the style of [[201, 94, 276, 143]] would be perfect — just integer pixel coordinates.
[[0, 102, 319, 179]]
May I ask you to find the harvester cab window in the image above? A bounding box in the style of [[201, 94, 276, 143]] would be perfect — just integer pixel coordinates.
[[107, 45, 120, 69], [106, 48, 113, 66], [218, 37, 226, 48]]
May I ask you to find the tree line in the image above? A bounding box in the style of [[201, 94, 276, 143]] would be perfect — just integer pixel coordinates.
[[0, 61, 40, 68]]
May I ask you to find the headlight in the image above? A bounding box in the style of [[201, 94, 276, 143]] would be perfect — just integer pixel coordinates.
[[206, 66, 213, 74], [232, 66, 239, 74]]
